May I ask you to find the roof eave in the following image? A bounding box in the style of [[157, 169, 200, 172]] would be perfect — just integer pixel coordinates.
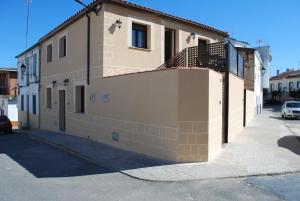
[[39, 0, 228, 44], [15, 42, 40, 59]]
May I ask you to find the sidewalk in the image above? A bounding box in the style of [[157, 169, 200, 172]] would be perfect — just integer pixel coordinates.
[[22, 108, 300, 182]]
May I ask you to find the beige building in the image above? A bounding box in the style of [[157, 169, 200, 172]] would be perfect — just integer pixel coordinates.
[[34, 0, 249, 162]]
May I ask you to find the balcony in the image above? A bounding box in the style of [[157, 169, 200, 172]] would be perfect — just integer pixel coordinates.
[[157, 41, 244, 78]]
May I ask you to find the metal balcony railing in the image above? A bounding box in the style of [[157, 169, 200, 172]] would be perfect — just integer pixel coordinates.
[[157, 41, 244, 78]]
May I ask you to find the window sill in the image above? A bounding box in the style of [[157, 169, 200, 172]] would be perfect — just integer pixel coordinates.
[[129, 46, 151, 52]]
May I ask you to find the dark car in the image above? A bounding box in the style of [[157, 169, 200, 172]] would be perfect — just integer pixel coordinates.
[[0, 115, 13, 134]]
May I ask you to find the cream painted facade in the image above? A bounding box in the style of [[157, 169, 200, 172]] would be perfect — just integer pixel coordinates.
[[228, 74, 244, 142], [37, 1, 249, 162], [245, 90, 255, 125], [102, 3, 224, 76]]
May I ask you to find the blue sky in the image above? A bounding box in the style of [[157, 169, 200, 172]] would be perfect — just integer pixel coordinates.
[[1, 0, 299, 76]]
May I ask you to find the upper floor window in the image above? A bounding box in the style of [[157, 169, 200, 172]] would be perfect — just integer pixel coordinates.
[[278, 83, 282, 92], [47, 43, 53, 63], [59, 35, 67, 58], [297, 81, 300, 89], [132, 23, 147, 49], [32, 53, 37, 76], [0, 74, 7, 88]]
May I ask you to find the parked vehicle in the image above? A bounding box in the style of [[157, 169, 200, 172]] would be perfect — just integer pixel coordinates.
[[0, 115, 13, 134], [281, 101, 300, 119]]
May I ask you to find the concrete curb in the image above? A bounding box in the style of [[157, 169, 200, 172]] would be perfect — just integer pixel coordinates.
[[21, 131, 300, 183]]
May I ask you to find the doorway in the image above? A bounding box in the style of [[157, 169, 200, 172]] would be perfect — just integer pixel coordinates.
[[198, 39, 207, 66], [58, 90, 66, 132], [165, 28, 176, 62]]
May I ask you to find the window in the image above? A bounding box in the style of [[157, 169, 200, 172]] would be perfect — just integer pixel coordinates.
[[46, 88, 52, 108], [132, 23, 147, 49], [0, 74, 7, 88], [21, 95, 24, 111], [297, 81, 300, 89], [26, 95, 29, 112], [283, 87, 287, 93], [75, 85, 85, 113], [32, 53, 37, 76], [47, 43, 53, 63], [278, 83, 282, 92], [32, 95, 36, 114], [59, 35, 67, 58], [289, 82, 294, 91], [270, 83, 274, 92]]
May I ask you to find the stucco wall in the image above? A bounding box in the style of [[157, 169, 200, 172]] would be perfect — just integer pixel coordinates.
[[228, 73, 244, 142], [40, 68, 223, 162], [102, 3, 224, 77], [39, 2, 226, 162], [245, 90, 255, 126], [177, 69, 210, 162], [208, 71, 223, 160], [18, 110, 39, 129]]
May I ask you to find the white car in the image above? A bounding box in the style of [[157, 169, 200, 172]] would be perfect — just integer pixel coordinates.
[[281, 101, 300, 119]]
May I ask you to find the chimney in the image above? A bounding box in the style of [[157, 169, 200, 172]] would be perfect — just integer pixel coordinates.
[[277, 70, 280, 75]]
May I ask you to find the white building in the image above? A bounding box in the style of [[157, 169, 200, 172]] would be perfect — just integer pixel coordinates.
[[229, 38, 271, 115], [270, 69, 300, 93], [16, 43, 40, 129]]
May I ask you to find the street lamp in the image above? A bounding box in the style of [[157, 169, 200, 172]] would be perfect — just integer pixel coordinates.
[[261, 66, 266, 75], [20, 63, 33, 76], [21, 63, 27, 73]]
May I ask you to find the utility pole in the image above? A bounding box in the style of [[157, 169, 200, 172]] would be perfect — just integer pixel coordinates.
[[256, 39, 263, 47], [25, 0, 32, 49]]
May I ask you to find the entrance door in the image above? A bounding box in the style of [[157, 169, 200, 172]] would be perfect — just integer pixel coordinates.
[[198, 39, 207, 66], [165, 28, 176, 62], [59, 90, 66, 132]]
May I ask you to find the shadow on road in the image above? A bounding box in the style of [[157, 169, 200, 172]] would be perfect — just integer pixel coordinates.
[[264, 106, 281, 113], [0, 134, 112, 178], [278, 136, 300, 155], [269, 116, 282, 120]]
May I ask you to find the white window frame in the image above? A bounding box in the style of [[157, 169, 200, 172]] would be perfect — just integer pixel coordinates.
[[127, 16, 154, 51]]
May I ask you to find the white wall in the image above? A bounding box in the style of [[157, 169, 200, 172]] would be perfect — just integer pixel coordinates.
[[254, 50, 263, 115], [8, 103, 18, 121], [17, 47, 40, 115], [257, 46, 271, 89], [270, 77, 300, 93], [17, 46, 40, 128]]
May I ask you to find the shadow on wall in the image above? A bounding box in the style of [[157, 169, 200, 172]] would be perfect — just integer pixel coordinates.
[[278, 136, 300, 155]]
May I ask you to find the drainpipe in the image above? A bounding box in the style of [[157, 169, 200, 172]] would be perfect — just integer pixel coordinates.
[[38, 46, 41, 129], [86, 13, 91, 85], [74, 1, 101, 85], [223, 42, 230, 144]]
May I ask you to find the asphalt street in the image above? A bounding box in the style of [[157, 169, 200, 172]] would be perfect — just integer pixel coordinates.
[[1, 134, 300, 201]]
